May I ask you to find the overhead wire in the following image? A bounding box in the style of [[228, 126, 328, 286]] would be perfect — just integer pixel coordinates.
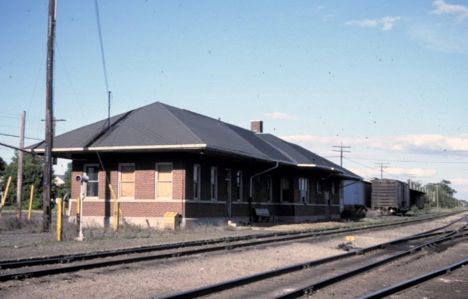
[[343, 157, 406, 181], [93, 0, 112, 184], [346, 155, 468, 165]]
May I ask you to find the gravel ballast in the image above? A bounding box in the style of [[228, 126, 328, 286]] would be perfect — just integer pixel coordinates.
[[0, 212, 466, 299]]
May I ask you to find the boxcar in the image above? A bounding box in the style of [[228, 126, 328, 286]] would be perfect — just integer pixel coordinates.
[[371, 179, 410, 214], [341, 180, 368, 218]]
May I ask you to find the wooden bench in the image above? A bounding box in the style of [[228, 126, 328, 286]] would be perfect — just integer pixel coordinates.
[[254, 208, 271, 223]]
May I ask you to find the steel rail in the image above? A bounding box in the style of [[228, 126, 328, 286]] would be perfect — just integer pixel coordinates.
[[1, 211, 461, 271], [357, 257, 468, 299], [156, 220, 467, 299], [273, 227, 468, 298]]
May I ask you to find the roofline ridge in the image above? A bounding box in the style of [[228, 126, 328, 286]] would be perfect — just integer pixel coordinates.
[[158, 103, 204, 144], [83, 109, 136, 148], [258, 134, 297, 164]]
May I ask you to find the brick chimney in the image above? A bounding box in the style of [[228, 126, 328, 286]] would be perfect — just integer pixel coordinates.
[[250, 120, 263, 133]]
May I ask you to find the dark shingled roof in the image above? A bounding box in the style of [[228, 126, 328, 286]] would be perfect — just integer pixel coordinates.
[[32, 102, 360, 179]]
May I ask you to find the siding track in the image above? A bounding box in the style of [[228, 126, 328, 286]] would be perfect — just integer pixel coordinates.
[[158, 215, 467, 299], [0, 212, 464, 283]]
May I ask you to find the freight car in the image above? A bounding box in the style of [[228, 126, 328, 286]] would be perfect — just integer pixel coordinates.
[[371, 179, 410, 215], [341, 180, 371, 219]]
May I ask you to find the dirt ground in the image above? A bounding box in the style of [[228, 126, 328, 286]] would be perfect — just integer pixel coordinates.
[[0, 209, 416, 260], [0, 210, 466, 299]]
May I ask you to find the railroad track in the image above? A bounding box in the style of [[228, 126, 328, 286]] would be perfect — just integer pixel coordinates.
[[357, 257, 468, 299], [158, 216, 468, 299], [0, 211, 464, 282]]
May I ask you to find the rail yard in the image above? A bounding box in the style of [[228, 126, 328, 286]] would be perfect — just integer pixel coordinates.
[[0, 210, 466, 298], [2, 1, 468, 299]]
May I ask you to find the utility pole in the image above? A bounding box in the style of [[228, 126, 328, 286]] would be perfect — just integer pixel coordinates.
[[375, 162, 389, 179], [332, 143, 351, 167], [16, 111, 26, 220], [43, 0, 56, 232]]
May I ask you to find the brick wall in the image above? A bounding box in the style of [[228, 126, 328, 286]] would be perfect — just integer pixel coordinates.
[[135, 167, 155, 199]]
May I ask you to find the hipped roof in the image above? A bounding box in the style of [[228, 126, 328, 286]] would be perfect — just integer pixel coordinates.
[[31, 102, 360, 180]]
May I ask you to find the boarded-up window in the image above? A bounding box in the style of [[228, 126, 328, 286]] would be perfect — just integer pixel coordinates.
[[119, 164, 135, 198], [84, 164, 99, 197], [156, 163, 173, 199]]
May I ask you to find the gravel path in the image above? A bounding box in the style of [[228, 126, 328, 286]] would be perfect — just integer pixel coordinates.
[[0, 212, 466, 299]]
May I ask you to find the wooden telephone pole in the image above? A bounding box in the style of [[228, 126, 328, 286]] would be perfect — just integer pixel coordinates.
[[43, 0, 56, 232], [332, 143, 351, 167], [16, 111, 26, 220]]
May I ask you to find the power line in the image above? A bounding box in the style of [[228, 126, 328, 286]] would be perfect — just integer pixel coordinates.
[[0, 132, 42, 141], [375, 162, 389, 179], [346, 155, 468, 165], [344, 157, 405, 181], [332, 143, 351, 167], [94, 0, 112, 129]]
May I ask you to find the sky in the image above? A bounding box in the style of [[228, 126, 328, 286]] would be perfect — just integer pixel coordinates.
[[1, 0, 468, 199]]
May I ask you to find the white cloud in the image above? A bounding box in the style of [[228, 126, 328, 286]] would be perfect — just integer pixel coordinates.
[[282, 133, 468, 154], [451, 178, 468, 186], [345, 16, 401, 31], [409, 24, 468, 54], [266, 112, 298, 121], [347, 167, 437, 179], [322, 14, 336, 22], [386, 167, 437, 178], [432, 0, 468, 20]]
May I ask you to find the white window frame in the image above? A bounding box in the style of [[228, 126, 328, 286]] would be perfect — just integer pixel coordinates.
[[118, 163, 135, 199], [155, 162, 173, 200], [193, 164, 201, 200], [83, 163, 99, 198], [235, 170, 243, 201], [210, 166, 218, 201]]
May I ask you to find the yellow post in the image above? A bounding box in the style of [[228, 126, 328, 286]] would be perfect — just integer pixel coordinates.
[[75, 196, 81, 228], [0, 176, 12, 212], [108, 184, 119, 231], [28, 185, 35, 221], [56, 198, 62, 241]]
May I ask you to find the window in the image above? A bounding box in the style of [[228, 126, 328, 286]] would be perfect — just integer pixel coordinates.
[[224, 169, 232, 201], [119, 163, 135, 198], [193, 164, 201, 200], [156, 163, 173, 199], [331, 182, 336, 195], [266, 175, 273, 202], [281, 177, 291, 202], [316, 181, 322, 194], [84, 164, 99, 197], [299, 177, 309, 203], [235, 170, 242, 201], [210, 166, 218, 200]]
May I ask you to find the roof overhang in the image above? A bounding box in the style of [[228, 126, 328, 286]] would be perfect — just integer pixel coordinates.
[[30, 143, 208, 154]]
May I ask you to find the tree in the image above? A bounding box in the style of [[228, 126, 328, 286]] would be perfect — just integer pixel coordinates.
[[2, 153, 44, 209], [0, 156, 6, 176], [425, 180, 459, 208]]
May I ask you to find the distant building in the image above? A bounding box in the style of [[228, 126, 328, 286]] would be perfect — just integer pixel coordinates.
[[54, 175, 65, 186], [32, 102, 361, 227]]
